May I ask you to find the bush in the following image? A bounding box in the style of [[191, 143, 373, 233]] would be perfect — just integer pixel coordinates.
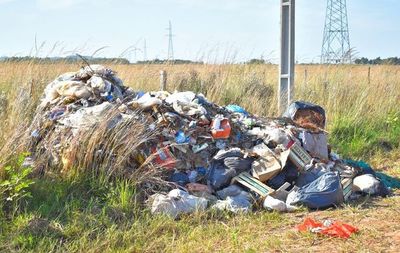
[[1, 153, 34, 216]]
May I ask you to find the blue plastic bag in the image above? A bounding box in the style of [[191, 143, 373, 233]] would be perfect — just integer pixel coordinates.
[[287, 172, 343, 209], [295, 166, 327, 188], [226, 104, 249, 116], [170, 172, 190, 186]]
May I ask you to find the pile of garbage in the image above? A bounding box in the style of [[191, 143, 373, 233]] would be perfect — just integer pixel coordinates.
[[27, 65, 399, 219]]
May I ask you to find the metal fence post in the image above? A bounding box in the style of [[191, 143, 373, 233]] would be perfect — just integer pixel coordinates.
[[278, 0, 295, 114], [160, 70, 167, 91]]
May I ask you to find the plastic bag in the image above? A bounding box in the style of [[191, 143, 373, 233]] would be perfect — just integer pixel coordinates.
[[225, 104, 248, 116], [207, 162, 236, 190], [212, 191, 252, 213], [216, 185, 244, 199], [223, 157, 253, 173], [165, 91, 196, 104], [286, 172, 343, 209], [352, 174, 381, 195], [212, 148, 243, 161], [149, 189, 208, 219], [297, 218, 358, 239], [295, 166, 327, 188], [263, 195, 296, 212], [170, 172, 189, 186], [58, 102, 112, 128], [299, 131, 329, 159]]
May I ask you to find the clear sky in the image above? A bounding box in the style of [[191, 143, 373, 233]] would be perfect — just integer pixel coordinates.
[[1, 0, 399, 63]]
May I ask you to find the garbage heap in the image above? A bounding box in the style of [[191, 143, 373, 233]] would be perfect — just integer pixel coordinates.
[[28, 65, 394, 219]]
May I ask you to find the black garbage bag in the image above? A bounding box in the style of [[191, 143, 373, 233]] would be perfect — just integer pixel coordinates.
[[283, 101, 326, 129], [223, 157, 254, 173], [212, 148, 243, 162], [207, 162, 236, 190], [267, 161, 299, 190]]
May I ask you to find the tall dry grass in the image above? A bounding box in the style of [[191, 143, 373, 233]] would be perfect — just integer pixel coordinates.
[[0, 61, 399, 161]]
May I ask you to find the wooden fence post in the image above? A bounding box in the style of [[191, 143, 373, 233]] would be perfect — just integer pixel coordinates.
[[160, 70, 167, 91], [368, 66, 371, 84], [304, 68, 308, 85]]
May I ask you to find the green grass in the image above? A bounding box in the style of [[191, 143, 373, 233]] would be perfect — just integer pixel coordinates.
[[329, 112, 400, 159], [0, 161, 399, 252]]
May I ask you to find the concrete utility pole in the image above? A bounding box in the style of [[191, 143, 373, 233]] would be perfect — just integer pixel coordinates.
[[278, 0, 295, 114]]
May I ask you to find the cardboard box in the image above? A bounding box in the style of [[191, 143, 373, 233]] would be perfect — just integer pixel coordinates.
[[251, 150, 290, 182]]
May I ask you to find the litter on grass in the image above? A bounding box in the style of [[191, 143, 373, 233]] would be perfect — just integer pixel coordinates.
[[296, 217, 358, 239], [24, 65, 398, 218]]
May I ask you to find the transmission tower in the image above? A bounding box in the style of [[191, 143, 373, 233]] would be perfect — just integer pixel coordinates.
[[321, 0, 351, 64], [166, 20, 175, 61]]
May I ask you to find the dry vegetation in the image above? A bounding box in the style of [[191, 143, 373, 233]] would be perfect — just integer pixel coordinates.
[[0, 61, 400, 252]]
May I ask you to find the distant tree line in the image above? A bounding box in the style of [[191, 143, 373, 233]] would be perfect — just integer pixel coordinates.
[[246, 59, 267, 65], [0, 56, 204, 65], [0, 56, 130, 64], [354, 57, 400, 65], [245, 57, 400, 65], [136, 59, 203, 65]]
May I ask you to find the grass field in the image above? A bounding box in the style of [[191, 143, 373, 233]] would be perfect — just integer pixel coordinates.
[[0, 61, 400, 252]]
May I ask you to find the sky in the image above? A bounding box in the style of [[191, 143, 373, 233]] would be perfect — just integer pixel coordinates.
[[0, 0, 399, 63]]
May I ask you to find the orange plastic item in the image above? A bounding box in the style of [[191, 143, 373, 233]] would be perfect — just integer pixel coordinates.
[[297, 218, 358, 239], [211, 118, 231, 139], [151, 145, 176, 169]]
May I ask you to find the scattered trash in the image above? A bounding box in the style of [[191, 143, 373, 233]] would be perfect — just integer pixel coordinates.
[[353, 174, 381, 195], [225, 104, 249, 116], [212, 191, 252, 213], [152, 145, 176, 170], [288, 142, 314, 171], [216, 185, 244, 199], [251, 146, 290, 182], [297, 217, 358, 239], [232, 172, 275, 198], [186, 183, 212, 194], [299, 131, 329, 160], [211, 115, 231, 139], [170, 172, 190, 186], [263, 195, 296, 212], [25, 65, 399, 218], [341, 177, 353, 201], [283, 101, 326, 130], [149, 189, 208, 219]]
